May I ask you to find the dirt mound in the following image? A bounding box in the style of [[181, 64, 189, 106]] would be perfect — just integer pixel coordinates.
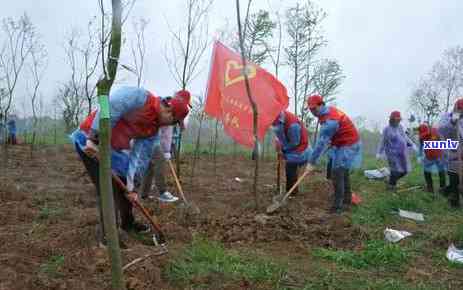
[[196, 208, 364, 250]]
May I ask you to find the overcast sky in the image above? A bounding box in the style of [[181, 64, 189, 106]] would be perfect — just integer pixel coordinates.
[[2, 0, 462, 129]]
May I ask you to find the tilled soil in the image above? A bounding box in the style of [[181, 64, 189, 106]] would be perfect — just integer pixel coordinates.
[[0, 145, 362, 290]]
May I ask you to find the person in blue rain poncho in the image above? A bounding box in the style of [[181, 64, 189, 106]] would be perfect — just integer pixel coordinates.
[[417, 123, 447, 194], [377, 111, 417, 192], [70, 86, 189, 247], [272, 110, 312, 196], [306, 95, 362, 214]]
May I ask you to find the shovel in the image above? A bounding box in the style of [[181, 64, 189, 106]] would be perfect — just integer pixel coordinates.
[[276, 153, 283, 195], [267, 164, 314, 214], [167, 159, 201, 216], [92, 154, 167, 247], [110, 172, 167, 247]]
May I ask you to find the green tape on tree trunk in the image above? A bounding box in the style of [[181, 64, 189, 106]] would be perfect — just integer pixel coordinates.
[[98, 95, 110, 119]]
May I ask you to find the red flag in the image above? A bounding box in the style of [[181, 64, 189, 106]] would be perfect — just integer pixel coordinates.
[[204, 41, 289, 148]]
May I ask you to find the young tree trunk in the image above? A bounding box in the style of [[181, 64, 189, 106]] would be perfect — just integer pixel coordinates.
[[213, 119, 219, 177], [191, 113, 204, 179], [175, 127, 182, 178], [96, 0, 125, 288], [236, 0, 259, 210]]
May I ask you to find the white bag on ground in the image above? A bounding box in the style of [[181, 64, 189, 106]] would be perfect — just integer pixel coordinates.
[[398, 209, 425, 222], [364, 167, 390, 179], [384, 228, 412, 243], [447, 244, 463, 263]]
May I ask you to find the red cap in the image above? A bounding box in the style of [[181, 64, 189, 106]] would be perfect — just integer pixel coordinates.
[[307, 94, 323, 109], [175, 90, 191, 107], [390, 111, 401, 120], [455, 98, 463, 110], [167, 98, 189, 124], [418, 123, 430, 139]]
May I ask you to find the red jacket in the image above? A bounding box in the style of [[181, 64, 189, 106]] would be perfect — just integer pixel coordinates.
[[318, 106, 359, 147], [420, 128, 443, 160], [80, 92, 160, 150], [283, 111, 309, 153]]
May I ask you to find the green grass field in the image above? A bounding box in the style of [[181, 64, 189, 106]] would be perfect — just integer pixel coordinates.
[[164, 156, 463, 290]]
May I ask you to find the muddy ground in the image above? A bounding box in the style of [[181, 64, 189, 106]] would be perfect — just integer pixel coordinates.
[[0, 144, 385, 289]]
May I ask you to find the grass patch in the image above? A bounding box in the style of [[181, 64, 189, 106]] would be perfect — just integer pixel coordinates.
[[313, 240, 409, 270], [301, 270, 436, 290], [37, 205, 65, 220], [165, 237, 287, 288], [39, 255, 65, 277]]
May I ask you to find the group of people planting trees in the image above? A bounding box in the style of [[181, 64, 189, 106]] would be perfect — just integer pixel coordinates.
[[68, 80, 463, 248]]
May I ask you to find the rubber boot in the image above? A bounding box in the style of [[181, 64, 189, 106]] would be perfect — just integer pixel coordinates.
[[424, 172, 434, 193], [331, 167, 345, 213], [448, 172, 461, 208], [438, 171, 447, 195], [343, 169, 352, 207]]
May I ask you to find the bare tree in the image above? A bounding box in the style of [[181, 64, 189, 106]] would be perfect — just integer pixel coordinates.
[[409, 77, 442, 125], [190, 94, 206, 179], [312, 59, 344, 102], [285, 1, 327, 118], [63, 20, 100, 117], [241, 9, 275, 65], [96, 0, 129, 288], [130, 17, 148, 87], [266, 6, 283, 78], [236, 0, 260, 209], [28, 35, 48, 151], [432, 46, 463, 112], [56, 81, 85, 132], [0, 14, 35, 137], [164, 0, 213, 89], [81, 19, 101, 115], [164, 0, 213, 176]]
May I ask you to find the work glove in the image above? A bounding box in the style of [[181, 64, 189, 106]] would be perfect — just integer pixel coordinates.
[[83, 139, 99, 158], [126, 191, 139, 203], [305, 163, 315, 172], [163, 152, 171, 160]]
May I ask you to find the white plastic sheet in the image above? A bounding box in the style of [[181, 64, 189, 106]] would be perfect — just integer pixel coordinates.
[[398, 209, 425, 222], [384, 228, 412, 243], [364, 167, 390, 179], [447, 244, 463, 263]]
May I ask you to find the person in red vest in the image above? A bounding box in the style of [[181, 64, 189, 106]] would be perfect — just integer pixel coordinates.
[[272, 110, 312, 195], [70, 86, 189, 248], [417, 124, 447, 194], [306, 94, 362, 214]]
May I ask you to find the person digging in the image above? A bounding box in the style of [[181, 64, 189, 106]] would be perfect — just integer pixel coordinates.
[[140, 90, 192, 202], [271, 110, 312, 197], [71, 86, 189, 248], [306, 94, 362, 214]]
